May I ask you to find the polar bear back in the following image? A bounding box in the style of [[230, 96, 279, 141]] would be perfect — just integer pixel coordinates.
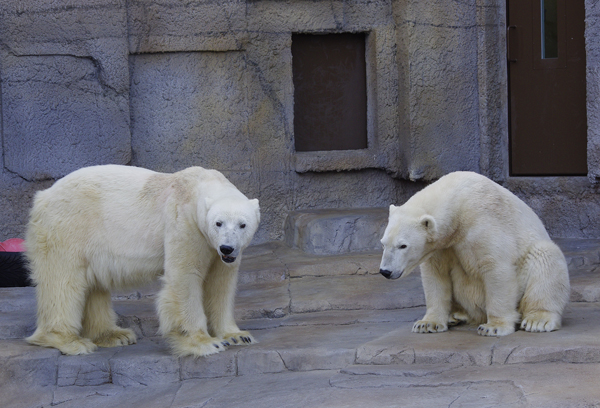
[[26, 165, 242, 288], [406, 172, 550, 248], [31, 165, 166, 254]]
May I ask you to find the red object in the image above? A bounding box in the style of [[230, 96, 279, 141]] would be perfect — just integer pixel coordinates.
[[0, 238, 25, 252]]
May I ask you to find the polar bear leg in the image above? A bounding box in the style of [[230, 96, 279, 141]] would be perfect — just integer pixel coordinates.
[[478, 263, 520, 337], [81, 288, 136, 348], [413, 254, 453, 333], [158, 275, 228, 357], [204, 261, 256, 346], [157, 224, 228, 357], [26, 258, 97, 355], [519, 241, 570, 332]]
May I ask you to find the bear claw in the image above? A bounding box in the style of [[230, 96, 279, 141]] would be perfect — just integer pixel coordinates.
[[477, 323, 515, 336], [221, 332, 256, 346], [412, 320, 448, 333]]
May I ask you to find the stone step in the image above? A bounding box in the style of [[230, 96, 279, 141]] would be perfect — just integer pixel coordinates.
[[283, 208, 387, 255], [241, 238, 600, 284], [282, 208, 600, 259], [6, 265, 597, 343], [4, 303, 600, 390], [2, 239, 600, 394], [0, 270, 427, 341], [9, 362, 600, 408], [556, 238, 600, 271], [3, 239, 600, 340], [238, 241, 383, 284]]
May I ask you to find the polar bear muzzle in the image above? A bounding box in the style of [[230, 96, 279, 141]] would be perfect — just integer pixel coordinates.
[[219, 245, 236, 263], [379, 268, 404, 280]]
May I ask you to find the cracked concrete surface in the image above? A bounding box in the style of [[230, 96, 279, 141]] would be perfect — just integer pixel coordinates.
[[2, 238, 600, 407]]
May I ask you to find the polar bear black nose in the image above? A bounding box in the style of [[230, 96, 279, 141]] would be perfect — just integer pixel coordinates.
[[380, 269, 393, 279], [220, 245, 234, 255]]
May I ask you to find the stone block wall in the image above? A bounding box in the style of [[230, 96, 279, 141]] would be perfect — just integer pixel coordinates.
[[0, 0, 599, 243]]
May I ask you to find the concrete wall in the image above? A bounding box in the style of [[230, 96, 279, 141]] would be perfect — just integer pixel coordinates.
[[0, 0, 599, 243]]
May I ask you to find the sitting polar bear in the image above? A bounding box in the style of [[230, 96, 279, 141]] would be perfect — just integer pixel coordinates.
[[379, 171, 570, 336], [25, 165, 260, 357]]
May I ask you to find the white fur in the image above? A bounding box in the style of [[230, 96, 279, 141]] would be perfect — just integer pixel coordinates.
[[25, 165, 260, 357], [379, 171, 570, 337]]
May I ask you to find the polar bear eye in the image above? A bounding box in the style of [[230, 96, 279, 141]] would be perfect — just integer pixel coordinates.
[[398, 244, 407, 249], [240, 224, 246, 229], [216, 222, 222, 227]]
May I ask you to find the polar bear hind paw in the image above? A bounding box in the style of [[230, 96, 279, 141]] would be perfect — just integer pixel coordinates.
[[93, 328, 137, 348], [412, 320, 448, 333], [26, 331, 98, 355], [448, 312, 469, 327], [58, 338, 98, 355], [222, 331, 256, 346], [477, 323, 515, 336], [521, 311, 561, 332]]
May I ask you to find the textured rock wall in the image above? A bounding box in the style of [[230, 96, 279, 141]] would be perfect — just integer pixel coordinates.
[[586, 0, 600, 182], [0, 0, 599, 243], [399, 0, 481, 181]]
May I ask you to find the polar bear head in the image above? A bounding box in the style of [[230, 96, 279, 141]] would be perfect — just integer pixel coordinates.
[[379, 204, 437, 280], [204, 197, 260, 264]]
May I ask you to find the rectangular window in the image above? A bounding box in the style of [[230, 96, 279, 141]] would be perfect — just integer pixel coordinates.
[[542, 0, 558, 59], [292, 33, 368, 152]]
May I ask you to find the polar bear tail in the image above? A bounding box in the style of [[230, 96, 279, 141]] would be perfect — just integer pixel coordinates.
[[518, 240, 570, 332]]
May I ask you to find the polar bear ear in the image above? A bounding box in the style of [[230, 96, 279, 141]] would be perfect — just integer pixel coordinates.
[[420, 215, 437, 241], [389, 204, 397, 214]]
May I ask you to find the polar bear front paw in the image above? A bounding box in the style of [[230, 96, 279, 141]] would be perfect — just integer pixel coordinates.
[[222, 331, 256, 346], [477, 323, 515, 336], [412, 320, 448, 333], [520, 311, 561, 332], [167, 331, 228, 357]]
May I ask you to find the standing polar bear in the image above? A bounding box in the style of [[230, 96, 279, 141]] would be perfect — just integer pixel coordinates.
[[26, 165, 260, 357], [379, 171, 570, 336]]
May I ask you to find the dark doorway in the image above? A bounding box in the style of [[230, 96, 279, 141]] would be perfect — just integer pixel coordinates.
[[292, 33, 368, 152], [508, 0, 587, 176]]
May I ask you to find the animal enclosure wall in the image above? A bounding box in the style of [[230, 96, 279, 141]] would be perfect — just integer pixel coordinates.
[[0, 0, 600, 243]]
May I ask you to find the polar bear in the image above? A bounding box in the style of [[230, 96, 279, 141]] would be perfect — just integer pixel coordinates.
[[379, 171, 570, 336], [25, 165, 260, 357]]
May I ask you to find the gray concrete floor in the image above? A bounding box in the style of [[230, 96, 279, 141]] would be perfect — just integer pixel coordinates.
[[2, 239, 600, 407]]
